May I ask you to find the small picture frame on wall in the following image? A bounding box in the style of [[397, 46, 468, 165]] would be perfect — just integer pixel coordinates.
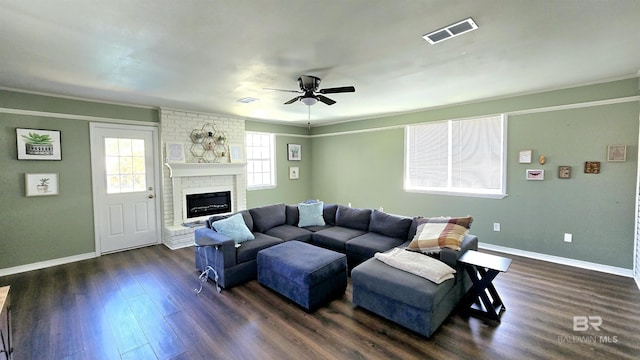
[[25, 173, 59, 196], [165, 142, 185, 163], [16, 128, 62, 160], [607, 145, 627, 162], [525, 169, 544, 181], [519, 150, 532, 164], [287, 144, 301, 161], [289, 166, 299, 180], [584, 161, 601, 174], [558, 166, 571, 179]]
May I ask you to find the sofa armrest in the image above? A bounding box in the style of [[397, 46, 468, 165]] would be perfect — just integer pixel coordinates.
[[439, 234, 478, 268], [194, 227, 237, 268]]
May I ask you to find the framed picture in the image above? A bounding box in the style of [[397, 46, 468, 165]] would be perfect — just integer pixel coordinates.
[[287, 144, 301, 161], [25, 173, 59, 196], [558, 166, 571, 179], [229, 144, 244, 163], [607, 145, 627, 162], [165, 142, 185, 163], [525, 169, 544, 181], [584, 161, 601, 174], [289, 166, 299, 180], [16, 128, 62, 160], [518, 150, 532, 164]]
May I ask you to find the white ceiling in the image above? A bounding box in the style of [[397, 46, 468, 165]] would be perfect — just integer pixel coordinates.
[[1, 1, 639, 126]]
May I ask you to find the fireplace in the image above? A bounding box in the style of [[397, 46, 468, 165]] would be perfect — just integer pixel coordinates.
[[183, 187, 233, 224]]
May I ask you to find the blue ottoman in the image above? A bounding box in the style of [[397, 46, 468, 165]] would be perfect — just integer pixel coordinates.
[[257, 241, 347, 311]]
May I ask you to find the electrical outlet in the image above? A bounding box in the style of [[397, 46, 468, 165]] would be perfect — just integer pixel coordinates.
[[564, 233, 573, 243], [493, 223, 501, 232]]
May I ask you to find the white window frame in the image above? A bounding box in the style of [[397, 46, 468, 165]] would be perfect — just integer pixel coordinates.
[[404, 114, 507, 199], [246, 131, 276, 190]]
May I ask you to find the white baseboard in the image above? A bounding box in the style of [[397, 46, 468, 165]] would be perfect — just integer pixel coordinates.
[[479, 242, 633, 278], [0, 252, 97, 277]]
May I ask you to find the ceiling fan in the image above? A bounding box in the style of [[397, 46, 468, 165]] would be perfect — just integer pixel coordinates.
[[266, 75, 355, 106]]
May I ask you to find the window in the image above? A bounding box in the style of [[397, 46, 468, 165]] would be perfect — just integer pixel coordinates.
[[105, 138, 147, 194], [246, 131, 276, 189], [405, 114, 506, 198]]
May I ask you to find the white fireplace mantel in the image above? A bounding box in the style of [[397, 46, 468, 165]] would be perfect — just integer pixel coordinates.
[[164, 162, 246, 178]]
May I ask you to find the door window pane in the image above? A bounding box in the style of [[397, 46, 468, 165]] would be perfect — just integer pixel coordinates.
[[106, 137, 146, 193]]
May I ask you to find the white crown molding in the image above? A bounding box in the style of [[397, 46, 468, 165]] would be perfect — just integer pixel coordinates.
[[0, 107, 159, 126]]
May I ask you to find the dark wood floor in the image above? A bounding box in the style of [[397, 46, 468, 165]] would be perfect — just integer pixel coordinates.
[[1, 244, 639, 360]]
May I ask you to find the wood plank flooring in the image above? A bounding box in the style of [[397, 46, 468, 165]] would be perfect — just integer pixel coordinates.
[[1, 245, 639, 359]]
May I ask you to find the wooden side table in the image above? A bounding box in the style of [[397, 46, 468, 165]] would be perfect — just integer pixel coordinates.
[[458, 250, 512, 322], [0, 286, 12, 360]]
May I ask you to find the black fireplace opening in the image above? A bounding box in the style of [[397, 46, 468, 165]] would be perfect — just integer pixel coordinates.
[[185, 191, 232, 219]]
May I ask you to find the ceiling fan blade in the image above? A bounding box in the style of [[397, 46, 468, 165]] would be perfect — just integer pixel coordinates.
[[263, 87, 302, 93], [317, 95, 336, 105], [284, 96, 302, 105], [318, 86, 355, 94]]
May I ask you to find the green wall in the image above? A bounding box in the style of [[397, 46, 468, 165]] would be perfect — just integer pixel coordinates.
[[0, 92, 158, 269], [310, 78, 640, 269], [245, 122, 313, 207]]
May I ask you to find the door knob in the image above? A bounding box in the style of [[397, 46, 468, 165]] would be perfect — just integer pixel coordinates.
[[148, 194, 155, 199]]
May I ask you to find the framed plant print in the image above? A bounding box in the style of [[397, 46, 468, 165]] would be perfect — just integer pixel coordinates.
[[25, 173, 59, 196], [16, 128, 62, 160], [289, 166, 299, 179], [287, 144, 301, 161]]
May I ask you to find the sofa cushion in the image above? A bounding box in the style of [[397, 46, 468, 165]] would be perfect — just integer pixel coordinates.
[[369, 210, 412, 239], [236, 233, 283, 264], [345, 232, 406, 261], [335, 206, 371, 231], [265, 224, 313, 242], [211, 213, 255, 244], [286, 205, 299, 226], [298, 201, 326, 227], [250, 203, 286, 233], [323, 204, 338, 226], [407, 222, 469, 253], [312, 226, 367, 252], [408, 216, 473, 239], [207, 209, 253, 231]]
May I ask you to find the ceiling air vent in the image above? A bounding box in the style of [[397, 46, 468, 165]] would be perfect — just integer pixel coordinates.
[[422, 17, 478, 44]]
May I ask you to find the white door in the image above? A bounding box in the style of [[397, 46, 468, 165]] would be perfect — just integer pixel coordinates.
[[90, 123, 161, 254]]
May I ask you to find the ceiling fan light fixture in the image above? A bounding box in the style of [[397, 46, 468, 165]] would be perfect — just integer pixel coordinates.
[[301, 97, 317, 106]]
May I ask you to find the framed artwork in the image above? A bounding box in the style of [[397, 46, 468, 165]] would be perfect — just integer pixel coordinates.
[[607, 145, 627, 162], [558, 166, 571, 179], [16, 128, 62, 160], [165, 142, 185, 163], [525, 169, 544, 181], [287, 144, 301, 161], [229, 144, 244, 163], [519, 150, 532, 164], [25, 173, 59, 196], [289, 166, 299, 180], [584, 161, 601, 174]]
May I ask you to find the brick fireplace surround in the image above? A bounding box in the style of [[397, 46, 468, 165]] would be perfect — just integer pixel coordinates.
[[160, 109, 247, 249]]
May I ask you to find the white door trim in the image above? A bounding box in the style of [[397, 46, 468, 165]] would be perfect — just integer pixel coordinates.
[[89, 122, 162, 255]]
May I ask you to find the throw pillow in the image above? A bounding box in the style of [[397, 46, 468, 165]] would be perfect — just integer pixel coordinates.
[[407, 222, 469, 254], [408, 216, 473, 239], [212, 213, 255, 244], [298, 201, 326, 227]]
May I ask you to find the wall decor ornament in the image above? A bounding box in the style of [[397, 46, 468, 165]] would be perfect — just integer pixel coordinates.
[[16, 128, 62, 160], [525, 169, 544, 181], [25, 173, 59, 196], [607, 145, 627, 162], [288, 144, 301, 161], [165, 142, 185, 163], [584, 161, 601, 174], [558, 166, 571, 179]]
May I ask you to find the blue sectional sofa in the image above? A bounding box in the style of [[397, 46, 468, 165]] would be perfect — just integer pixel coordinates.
[[194, 202, 478, 337]]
